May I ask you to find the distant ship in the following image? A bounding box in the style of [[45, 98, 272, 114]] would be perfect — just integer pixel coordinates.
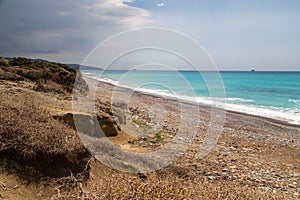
[[251, 69, 255, 72]]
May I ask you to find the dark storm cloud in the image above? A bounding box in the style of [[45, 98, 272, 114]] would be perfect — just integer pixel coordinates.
[[0, 0, 150, 61]]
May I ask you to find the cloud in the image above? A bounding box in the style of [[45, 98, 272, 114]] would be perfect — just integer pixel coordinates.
[[157, 2, 166, 7], [0, 0, 151, 62], [84, 0, 150, 27]]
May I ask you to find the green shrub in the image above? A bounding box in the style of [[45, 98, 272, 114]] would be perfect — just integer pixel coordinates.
[[42, 70, 54, 79], [0, 58, 8, 67], [9, 57, 32, 66], [1, 57, 88, 94]]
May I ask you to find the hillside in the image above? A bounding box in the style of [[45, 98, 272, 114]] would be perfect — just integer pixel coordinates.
[[0, 57, 89, 94], [0, 57, 123, 199]]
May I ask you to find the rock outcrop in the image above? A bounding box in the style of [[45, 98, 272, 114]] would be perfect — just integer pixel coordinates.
[[53, 112, 121, 137]]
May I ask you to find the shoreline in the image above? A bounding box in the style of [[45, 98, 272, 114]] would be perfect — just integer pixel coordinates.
[[87, 75, 300, 196], [84, 75, 300, 128]]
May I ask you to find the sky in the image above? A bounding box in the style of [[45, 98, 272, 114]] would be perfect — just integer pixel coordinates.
[[0, 0, 300, 70]]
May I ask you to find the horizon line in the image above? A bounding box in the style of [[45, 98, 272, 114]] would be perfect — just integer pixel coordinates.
[[2, 55, 299, 72]]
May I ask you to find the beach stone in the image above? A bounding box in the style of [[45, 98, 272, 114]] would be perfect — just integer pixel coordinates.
[[288, 184, 295, 188], [274, 184, 280, 188], [13, 185, 19, 189], [222, 168, 229, 172]]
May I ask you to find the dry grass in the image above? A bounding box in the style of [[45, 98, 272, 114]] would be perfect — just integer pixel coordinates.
[[50, 166, 295, 200], [0, 92, 90, 180]]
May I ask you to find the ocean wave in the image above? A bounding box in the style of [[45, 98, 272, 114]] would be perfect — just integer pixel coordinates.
[[81, 72, 96, 75], [94, 77, 177, 98], [226, 97, 255, 103], [218, 102, 300, 125], [192, 96, 300, 125], [84, 75, 300, 125], [289, 99, 300, 105]]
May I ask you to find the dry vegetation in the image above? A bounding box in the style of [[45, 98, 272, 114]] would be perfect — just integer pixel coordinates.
[[0, 57, 91, 182], [50, 162, 295, 200], [0, 93, 90, 180]]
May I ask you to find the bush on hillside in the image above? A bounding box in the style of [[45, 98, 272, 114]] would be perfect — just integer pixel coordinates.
[[0, 93, 91, 180], [0, 57, 88, 94]]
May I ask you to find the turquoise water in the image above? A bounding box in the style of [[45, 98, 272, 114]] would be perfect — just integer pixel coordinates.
[[81, 70, 300, 124]]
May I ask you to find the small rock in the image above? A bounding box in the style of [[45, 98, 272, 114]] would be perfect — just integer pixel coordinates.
[[222, 168, 229, 172], [274, 184, 280, 188], [288, 184, 295, 188], [213, 170, 218, 174], [265, 187, 272, 191], [0, 182, 6, 190], [229, 146, 237, 150]]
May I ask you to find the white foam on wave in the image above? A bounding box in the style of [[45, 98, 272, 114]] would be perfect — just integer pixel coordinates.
[[96, 77, 177, 99], [226, 97, 255, 103], [289, 99, 300, 105], [189, 96, 300, 125], [85, 75, 300, 125], [289, 99, 300, 103], [81, 72, 96, 75], [211, 100, 300, 125]]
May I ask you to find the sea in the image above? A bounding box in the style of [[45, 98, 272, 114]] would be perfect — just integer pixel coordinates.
[[81, 70, 300, 125]]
